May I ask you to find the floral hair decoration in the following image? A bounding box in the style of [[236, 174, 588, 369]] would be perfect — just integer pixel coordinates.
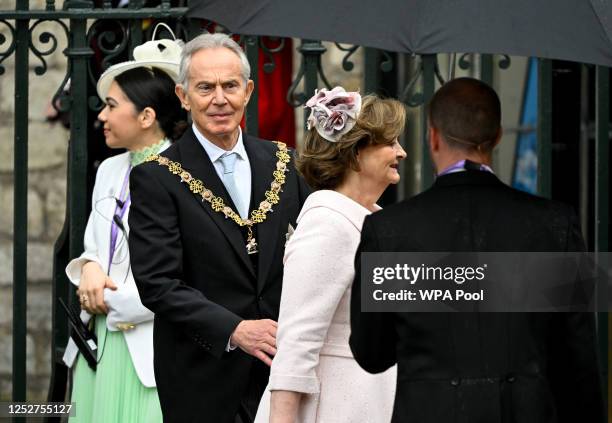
[[305, 87, 362, 142]]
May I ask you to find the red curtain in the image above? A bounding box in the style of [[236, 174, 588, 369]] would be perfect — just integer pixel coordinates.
[[256, 38, 296, 148]]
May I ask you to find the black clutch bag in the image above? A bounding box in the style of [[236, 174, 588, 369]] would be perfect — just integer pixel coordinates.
[[59, 298, 98, 371]]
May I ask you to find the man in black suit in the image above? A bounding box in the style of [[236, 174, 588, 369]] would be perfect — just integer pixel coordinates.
[[349, 78, 604, 423], [129, 33, 309, 422]]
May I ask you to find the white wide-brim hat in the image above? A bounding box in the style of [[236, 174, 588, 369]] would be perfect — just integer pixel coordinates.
[[96, 27, 183, 101]]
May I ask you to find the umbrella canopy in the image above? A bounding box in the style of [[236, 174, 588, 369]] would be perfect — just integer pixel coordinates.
[[188, 0, 612, 67]]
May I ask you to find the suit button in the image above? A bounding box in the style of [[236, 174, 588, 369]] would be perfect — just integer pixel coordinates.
[[258, 296, 263, 301], [506, 374, 516, 383], [450, 378, 460, 387]]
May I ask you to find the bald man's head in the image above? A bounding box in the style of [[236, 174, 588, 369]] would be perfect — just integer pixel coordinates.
[[427, 77, 501, 153]]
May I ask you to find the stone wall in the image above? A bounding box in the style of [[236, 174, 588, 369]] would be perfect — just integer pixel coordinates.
[[0, 2, 70, 400]]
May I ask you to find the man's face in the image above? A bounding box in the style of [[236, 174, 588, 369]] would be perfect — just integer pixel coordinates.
[[177, 47, 254, 148]]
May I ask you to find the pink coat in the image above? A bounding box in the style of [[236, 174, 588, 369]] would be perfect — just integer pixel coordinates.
[[255, 190, 396, 423]]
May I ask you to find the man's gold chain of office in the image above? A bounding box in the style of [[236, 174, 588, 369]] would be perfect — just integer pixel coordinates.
[[145, 141, 290, 255]]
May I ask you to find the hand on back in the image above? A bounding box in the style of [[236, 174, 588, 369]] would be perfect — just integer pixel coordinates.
[[230, 319, 278, 366]]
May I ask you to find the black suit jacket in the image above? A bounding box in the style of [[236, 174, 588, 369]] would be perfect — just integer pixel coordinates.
[[350, 170, 604, 423], [128, 129, 310, 423]]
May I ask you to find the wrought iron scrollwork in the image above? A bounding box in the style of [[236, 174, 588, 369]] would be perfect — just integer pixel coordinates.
[[51, 65, 72, 114], [92, 21, 129, 72], [0, 20, 17, 76], [242, 34, 258, 51], [334, 43, 360, 72], [401, 54, 444, 108], [286, 61, 309, 107], [401, 59, 424, 107], [29, 19, 69, 76], [458, 53, 473, 71], [0, 20, 15, 76], [458, 53, 512, 71], [27, 19, 71, 114], [86, 20, 129, 110], [379, 50, 394, 73], [497, 54, 511, 69], [287, 40, 331, 107], [260, 37, 286, 74]]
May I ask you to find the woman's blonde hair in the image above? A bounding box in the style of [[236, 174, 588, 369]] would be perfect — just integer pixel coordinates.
[[296, 95, 406, 190]]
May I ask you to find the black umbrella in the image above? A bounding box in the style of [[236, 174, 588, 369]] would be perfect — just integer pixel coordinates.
[[189, 0, 612, 66]]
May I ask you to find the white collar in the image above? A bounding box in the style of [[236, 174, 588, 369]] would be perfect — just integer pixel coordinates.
[[191, 123, 248, 163]]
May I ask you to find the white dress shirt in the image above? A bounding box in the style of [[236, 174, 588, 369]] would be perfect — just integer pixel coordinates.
[[192, 124, 251, 351], [191, 124, 252, 218]]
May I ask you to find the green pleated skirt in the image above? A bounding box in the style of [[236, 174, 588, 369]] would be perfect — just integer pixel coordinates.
[[69, 315, 162, 423]]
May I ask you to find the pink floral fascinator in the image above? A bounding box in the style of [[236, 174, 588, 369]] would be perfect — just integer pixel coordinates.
[[305, 87, 362, 142]]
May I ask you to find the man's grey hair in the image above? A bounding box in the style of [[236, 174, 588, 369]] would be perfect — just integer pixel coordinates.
[[178, 32, 251, 90]]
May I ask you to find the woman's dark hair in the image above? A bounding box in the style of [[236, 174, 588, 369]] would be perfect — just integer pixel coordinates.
[[114, 67, 187, 140]]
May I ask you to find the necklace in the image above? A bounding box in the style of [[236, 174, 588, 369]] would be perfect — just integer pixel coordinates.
[[146, 141, 290, 254]]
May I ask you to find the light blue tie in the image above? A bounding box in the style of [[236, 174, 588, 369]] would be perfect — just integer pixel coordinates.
[[218, 152, 246, 219]]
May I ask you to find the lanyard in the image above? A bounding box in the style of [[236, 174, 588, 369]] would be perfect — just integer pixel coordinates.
[[108, 165, 131, 271], [437, 159, 494, 177]]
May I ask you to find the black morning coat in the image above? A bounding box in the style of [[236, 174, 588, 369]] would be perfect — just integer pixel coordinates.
[[350, 169, 604, 423], [129, 128, 310, 423]]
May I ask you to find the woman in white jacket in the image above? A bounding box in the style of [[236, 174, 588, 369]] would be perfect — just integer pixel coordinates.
[[62, 34, 186, 423], [256, 88, 407, 423]]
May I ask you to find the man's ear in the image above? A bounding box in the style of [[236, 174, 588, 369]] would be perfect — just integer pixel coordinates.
[[140, 107, 157, 129], [175, 84, 190, 111], [428, 125, 440, 153], [244, 79, 255, 105]]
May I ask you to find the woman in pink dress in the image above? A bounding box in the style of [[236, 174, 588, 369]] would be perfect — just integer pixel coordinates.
[[255, 87, 407, 423]]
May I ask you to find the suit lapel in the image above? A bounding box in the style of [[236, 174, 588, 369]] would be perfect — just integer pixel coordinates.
[[244, 135, 283, 293], [176, 129, 255, 277]]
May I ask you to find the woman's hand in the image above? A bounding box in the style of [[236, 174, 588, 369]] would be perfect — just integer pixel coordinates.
[[269, 390, 301, 423], [77, 261, 117, 314]]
